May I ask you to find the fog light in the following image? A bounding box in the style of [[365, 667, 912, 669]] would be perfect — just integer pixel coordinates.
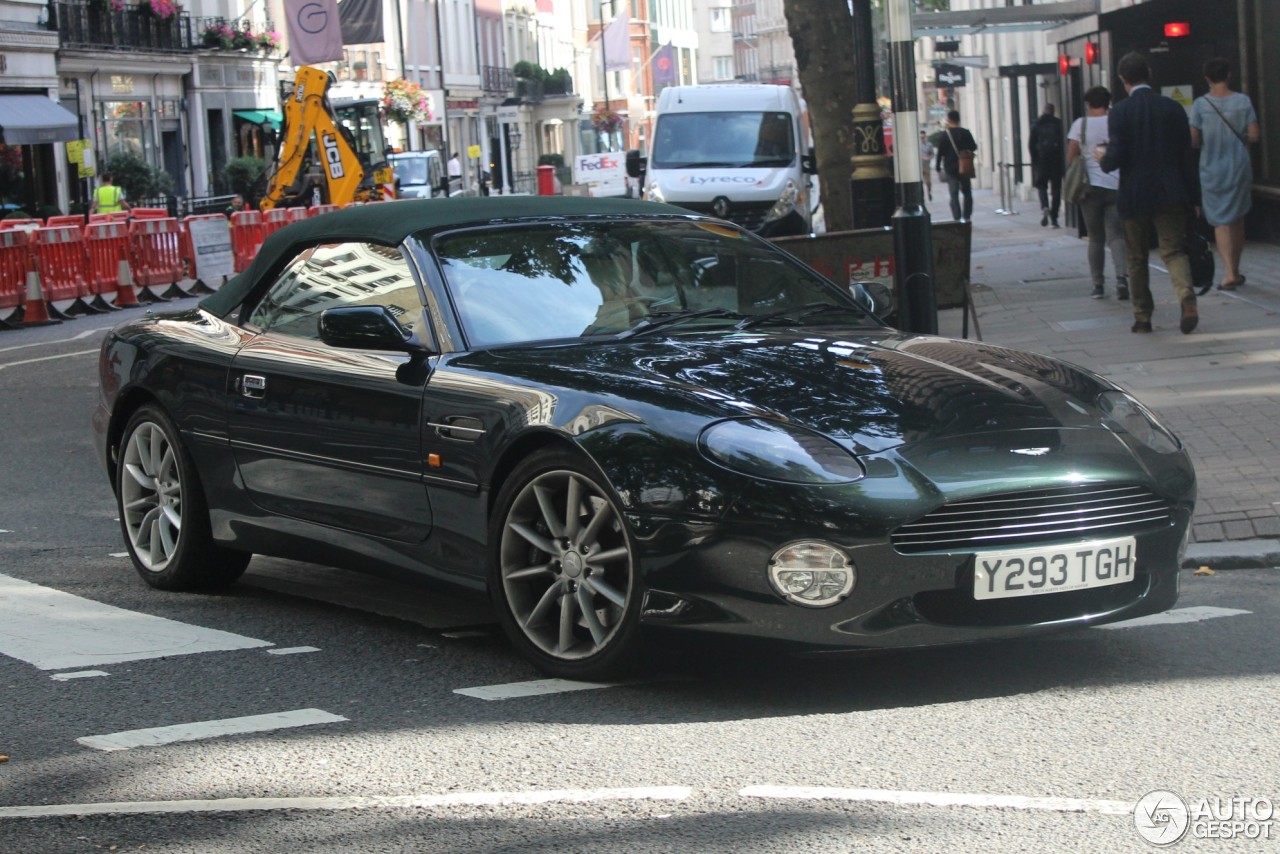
[[768, 541, 855, 607]]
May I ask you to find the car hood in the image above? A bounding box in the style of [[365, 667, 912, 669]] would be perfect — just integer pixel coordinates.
[[469, 329, 1117, 454]]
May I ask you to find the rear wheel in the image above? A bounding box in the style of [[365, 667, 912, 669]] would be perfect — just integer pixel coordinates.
[[116, 404, 250, 590], [490, 450, 642, 679]]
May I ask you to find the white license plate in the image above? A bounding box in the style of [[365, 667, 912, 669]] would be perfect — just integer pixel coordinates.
[[972, 537, 1136, 601]]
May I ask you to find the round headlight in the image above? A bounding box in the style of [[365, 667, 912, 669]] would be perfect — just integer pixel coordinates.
[[768, 541, 856, 607], [699, 418, 864, 484]]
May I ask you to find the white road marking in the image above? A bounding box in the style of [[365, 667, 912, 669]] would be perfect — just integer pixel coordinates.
[[267, 646, 320, 655], [76, 709, 347, 751], [0, 786, 692, 818], [0, 573, 273, 670], [51, 670, 109, 681], [741, 785, 1133, 816], [0, 348, 99, 370], [109, 552, 128, 558], [1095, 606, 1252, 630], [0, 328, 101, 353], [455, 678, 623, 701], [441, 630, 488, 638]]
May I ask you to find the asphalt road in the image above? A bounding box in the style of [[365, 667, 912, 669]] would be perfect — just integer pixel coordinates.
[[1, 307, 1277, 853]]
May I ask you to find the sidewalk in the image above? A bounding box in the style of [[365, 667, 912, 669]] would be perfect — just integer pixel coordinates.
[[934, 190, 1280, 567]]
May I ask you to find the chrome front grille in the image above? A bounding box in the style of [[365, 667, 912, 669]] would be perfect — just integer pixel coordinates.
[[892, 484, 1175, 554]]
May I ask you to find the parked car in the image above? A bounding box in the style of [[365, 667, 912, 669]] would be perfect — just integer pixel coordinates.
[[92, 197, 1195, 679], [389, 150, 449, 199]]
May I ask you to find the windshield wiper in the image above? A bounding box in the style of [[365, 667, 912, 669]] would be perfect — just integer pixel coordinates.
[[616, 308, 745, 339], [734, 302, 865, 330]]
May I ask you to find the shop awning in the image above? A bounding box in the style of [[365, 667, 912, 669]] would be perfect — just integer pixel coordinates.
[[233, 109, 283, 131], [0, 94, 80, 145]]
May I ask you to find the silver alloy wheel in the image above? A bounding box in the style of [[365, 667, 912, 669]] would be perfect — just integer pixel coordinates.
[[120, 420, 184, 572], [499, 469, 633, 661]]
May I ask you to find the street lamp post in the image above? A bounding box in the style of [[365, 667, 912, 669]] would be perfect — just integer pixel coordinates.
[[850, 0, 894, 230], [886, 0, 936, 335]]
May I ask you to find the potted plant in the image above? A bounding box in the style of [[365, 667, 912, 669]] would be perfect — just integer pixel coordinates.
[[256, 30, 281, 54], [201, 22, 234, 49]]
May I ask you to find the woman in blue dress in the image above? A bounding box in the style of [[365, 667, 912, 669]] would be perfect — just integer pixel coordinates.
[[1190, 57, 1260, 291]]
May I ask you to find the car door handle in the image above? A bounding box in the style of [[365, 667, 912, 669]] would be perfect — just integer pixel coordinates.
[[239, 374, 267, 399]]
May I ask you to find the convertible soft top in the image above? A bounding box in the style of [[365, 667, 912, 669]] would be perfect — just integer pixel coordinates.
[[200, 196, 693, 317]]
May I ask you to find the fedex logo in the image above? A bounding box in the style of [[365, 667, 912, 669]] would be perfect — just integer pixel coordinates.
[[679, 176, 763, 186], [579, 156, 619, 171]]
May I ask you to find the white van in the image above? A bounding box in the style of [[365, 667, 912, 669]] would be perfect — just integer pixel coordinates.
[[627, 84, 816, 236]]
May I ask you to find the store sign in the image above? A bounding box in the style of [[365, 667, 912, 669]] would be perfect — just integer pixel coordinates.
[[935, 63, 966, 87], [111, 76, 134, 94], [447, 99, 478, 111]]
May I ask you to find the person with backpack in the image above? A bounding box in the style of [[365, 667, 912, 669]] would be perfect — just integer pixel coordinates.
[[1030, 104, 1065, 227]]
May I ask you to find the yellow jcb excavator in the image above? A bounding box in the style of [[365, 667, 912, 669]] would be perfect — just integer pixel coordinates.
[[260, 66, 397, 210]]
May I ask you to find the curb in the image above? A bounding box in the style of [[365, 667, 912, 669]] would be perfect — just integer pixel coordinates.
[[1181, 539, 1280, 570]]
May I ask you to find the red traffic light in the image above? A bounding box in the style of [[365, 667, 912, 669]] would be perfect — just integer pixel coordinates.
[[1164, 22, 1191, 38], [1085, 41, 1098, 65], [1059, 54, 1071, 76]]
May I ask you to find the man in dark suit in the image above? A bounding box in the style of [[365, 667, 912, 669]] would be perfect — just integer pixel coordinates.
[[1029, 103, 1065, 227], [1098, 52, 1201, 334]]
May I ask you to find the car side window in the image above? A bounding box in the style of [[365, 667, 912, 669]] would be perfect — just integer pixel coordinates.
[[247, 242, 426, 341]]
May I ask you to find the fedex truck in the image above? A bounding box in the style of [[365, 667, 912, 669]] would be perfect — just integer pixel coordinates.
[[626, 84, 816, 236]]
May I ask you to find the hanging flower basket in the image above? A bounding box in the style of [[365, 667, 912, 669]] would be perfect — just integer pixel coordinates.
[[138, 0, 177, 20], [201, 22, 234, 49], [591, 108, 623, 134], [382, 78, 433, 125], [257, 30, 281, 54]]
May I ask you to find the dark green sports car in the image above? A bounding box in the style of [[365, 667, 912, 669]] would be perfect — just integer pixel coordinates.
[[92, 197, 1195, 679]]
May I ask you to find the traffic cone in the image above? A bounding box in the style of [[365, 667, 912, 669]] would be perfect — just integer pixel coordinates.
[[20, 270, 62, 326], [113, 258, 140, 308]]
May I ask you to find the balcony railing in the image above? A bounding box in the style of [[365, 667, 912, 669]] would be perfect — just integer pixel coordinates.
[[55, 1, 195, 52], [483, 65, 514, 94]]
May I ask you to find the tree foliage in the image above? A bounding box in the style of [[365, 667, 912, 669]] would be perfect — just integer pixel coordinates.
[[105, 151, 173, 202], [784, 0, 861, 232], [224, 156, 268, 202]]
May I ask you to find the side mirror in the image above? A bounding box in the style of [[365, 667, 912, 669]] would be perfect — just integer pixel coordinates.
[[850, 281, 895, 320], [801, 147, 817, 175], [319, 305, 432, 353], [625, 149, 647, 179]]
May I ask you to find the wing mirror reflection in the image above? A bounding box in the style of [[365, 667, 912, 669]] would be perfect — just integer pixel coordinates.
[[850, 281, 895, 320], [318, 305, 434, 354]]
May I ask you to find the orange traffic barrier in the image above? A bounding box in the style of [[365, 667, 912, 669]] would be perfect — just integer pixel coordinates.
[[89, 212, 129, 224], [261, 207, 307, 240], [0, 229, 34, 329], [308, 204, 339, 217], [45, 215, 86, 233], [131, 207, 168, 220], [85, 221, 132, 310], [33, 225, 93, 318], [229, 210, 263, 273], [0, 218, 42, 231], [129, 217, 184, 299]]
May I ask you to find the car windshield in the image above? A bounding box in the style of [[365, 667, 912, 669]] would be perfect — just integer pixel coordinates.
[[392, 156, 429, 185], [650, 111, 796, 169], [433, 220, 874, 348]]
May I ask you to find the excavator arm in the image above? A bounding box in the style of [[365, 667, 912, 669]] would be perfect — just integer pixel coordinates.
[[261, 67, 369, 211]]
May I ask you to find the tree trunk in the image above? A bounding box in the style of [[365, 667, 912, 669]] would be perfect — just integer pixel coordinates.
[[784, 0, 861, 233]]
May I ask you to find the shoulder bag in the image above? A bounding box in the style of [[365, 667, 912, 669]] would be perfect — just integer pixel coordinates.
[[946, 128, 975, 179], [1063, 117, 1091, 205], [1204, 97, 1250, 147]]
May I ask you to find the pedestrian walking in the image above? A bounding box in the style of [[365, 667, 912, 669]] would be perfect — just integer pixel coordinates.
[[919, 131, 935, 202], [448, 150, 462, 194], [934, 110, 977, 223], [1030, 104, 1065, 227], [1067, 87, 1128, 300], [1098, 52, 1201, 335], [90, 173, 130, 216], [1190, 57, 1259, 292]]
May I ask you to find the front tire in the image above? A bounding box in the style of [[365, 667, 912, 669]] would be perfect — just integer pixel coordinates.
[[490, 450, 643, 679], [116, 404, 250, 590]]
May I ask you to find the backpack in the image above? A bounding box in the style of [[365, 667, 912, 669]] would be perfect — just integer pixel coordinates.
[[1036, 125, 1063, 161]]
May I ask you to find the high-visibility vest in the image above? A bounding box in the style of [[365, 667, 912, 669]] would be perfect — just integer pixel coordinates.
[[94, 184, 125, 213]]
